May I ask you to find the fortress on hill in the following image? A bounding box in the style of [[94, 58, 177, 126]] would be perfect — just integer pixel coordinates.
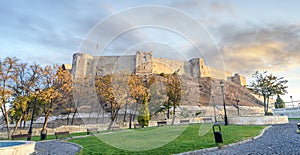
[[71, 51, 246, 86]]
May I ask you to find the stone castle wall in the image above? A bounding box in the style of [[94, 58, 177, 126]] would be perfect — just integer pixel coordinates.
[[71, 51, 246, 85], [152, 58, 184, 75]]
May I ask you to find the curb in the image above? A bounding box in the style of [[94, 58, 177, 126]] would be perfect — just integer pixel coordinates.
[[175, 125, 272, 155]]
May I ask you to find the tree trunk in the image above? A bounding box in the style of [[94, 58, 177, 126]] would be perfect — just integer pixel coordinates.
[[129, 113, 132, 129], [107, 108, 120, 130], [263, 95, 267, 115], [88, 111, 92, 124], [129, 105, 133, 129], [123, 101, 128, 122], [171, 105, 176, 125], [96, 111, 101, 123], [71, 108, 78, 125], [266, 97, 270, 113], [1, 106, 11, 139], [42, 113, 50, 130], [102, 106, 105, 124], [133, 102, 139, 121], [66, 112, 70, 125], [23, 119, 26, 129], [167, 101, 170, 119], [12, 115, 23, 135]]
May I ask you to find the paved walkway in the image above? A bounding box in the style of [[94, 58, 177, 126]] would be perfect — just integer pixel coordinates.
[[186, 120, 300, 155], [31, 140, 81, 155]]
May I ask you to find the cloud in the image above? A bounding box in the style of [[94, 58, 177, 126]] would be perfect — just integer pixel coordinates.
[[215, 23, 300, 76], [0, 0, 115, 65]]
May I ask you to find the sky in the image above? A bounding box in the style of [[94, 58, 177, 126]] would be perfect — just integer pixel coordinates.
[[1, 0, 300, 103]]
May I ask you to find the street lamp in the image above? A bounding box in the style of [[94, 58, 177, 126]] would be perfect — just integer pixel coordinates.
[[220, 80, 228, 125], [27, 88, 40, 140], [212, 93, 217, 123], [290, 96, 294, 108], [236, 99, 240, 116]]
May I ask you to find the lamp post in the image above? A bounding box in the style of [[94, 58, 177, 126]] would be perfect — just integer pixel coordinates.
[[27, 89, 39, 140], [236, 99, 240, 116], [220, 80, 228, 125], [212, 94, 217, 123], [290, 96, 294, 108]]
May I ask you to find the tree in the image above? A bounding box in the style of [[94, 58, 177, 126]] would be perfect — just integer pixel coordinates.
[[39, 65, 71, 131], [0, 57, 19, 138], [138, 94, 150, 128], [128, 74, 148, 127], [57, 67, 73, 125], [165, 72, 182, 125], [95, 73, 128, 130], [248, 71, 288, 115], [275, 95, 285, 109], [11, 63, 42, 133]]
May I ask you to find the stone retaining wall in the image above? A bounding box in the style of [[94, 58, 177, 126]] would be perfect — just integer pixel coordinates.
[[0, 141, 35, 155], [228, 116, 289, 125]]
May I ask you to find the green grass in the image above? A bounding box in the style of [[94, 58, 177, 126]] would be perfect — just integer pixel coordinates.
[[69, 124, 266, 155], [289, 118, 300, 120]]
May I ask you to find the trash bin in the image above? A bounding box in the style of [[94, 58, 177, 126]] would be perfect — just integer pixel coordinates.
[[40, 129, 47, 140], [213, 125, 223, 143]]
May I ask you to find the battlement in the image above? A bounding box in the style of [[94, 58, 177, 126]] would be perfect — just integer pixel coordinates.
[[71, 51, 246, 86]]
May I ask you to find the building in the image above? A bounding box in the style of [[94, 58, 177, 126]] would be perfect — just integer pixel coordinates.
[[70, 51, 246, 86]]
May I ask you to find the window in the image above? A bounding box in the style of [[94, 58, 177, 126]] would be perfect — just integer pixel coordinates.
[[143, 56, 147, 62]]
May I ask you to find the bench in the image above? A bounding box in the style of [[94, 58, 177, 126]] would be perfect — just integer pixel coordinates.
[[11, 134, 30, 140], [203, 117, 213, 122], [87, 128, 99, 135], [157, 121, 167, 127], [180, 120, 190, 124], [54, 131, 70, 140], [134, 123, 142, 129]]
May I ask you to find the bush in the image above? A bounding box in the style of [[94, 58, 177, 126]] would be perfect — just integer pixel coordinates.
[[138, 115, 150, 127], [138, 95, 150, 127], [265, 112, 273, 116]]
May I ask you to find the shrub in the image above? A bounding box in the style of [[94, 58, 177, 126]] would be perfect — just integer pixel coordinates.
[[138, 95, 150, 127]]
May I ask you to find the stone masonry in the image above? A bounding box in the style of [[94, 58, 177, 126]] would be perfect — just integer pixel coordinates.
[[70, 51, 246, 86]]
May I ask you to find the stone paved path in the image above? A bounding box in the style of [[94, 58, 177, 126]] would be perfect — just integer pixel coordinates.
[[31, 140, 81, 155], [199, 120, 300, 155]]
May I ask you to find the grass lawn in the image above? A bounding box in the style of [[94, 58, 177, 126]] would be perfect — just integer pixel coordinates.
[[289, 118, 300, 120], [69, 124, 266, 155]]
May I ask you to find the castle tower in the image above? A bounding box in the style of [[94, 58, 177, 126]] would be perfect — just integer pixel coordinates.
[[72, 53, 93, 78], [199, 58, 211, 77], [228, 73, 247, 86], [135, 51, 153, 75]]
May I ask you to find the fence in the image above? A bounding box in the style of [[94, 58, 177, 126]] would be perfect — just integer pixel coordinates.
[[272, 107, 300, 118]]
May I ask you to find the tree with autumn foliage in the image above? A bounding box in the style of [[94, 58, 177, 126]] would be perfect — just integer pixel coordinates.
[[11, 63, 42, 134], [128, 74, 149, 128], [95, 73, 128, 130], [38, 65, 72, 131], [0, 57, 19, 138], [165, 72, 182, 125]]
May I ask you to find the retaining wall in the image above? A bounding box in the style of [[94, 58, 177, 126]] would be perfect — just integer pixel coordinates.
[[228, 116, 289, 125]]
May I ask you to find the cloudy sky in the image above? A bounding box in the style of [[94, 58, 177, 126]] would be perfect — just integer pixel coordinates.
[[1, 0, 300, 103]]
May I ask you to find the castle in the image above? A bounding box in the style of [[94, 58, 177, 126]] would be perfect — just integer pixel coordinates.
[[70, 51, 246, 86]]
